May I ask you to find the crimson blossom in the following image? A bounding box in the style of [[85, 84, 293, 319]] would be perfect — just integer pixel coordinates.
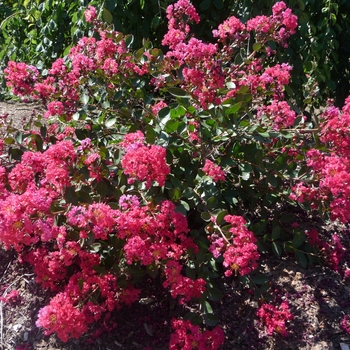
[[256, 301, 294, 336], [169, 318, 225, 350], [120, 131, 170, 188]]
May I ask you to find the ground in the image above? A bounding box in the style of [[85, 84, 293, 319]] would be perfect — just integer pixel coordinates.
[[1, 101, 350, 350]]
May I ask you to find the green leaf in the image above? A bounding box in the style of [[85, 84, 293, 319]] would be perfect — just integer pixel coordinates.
[[253, 42, 262, 51], [200, 0, 211, 10], [206, 287, 223, 302], [165, 119, 179, 133], [295, 251, 308, 268], [81, 93, 89, 105], [272, 242, 282, 257], [225, 82, 236, 90], [271, 225, 281, 240], [167, 87, 191, 98], [226, 102, 242, 115], [213, 0, 223, 9], [258, 131, 269, 138], [102, 8, 113, 24], [267, 173, 277, 187], [207, 196, 218, 210], [201, 300, 213, 314], [252, 274, 269, 285], [185, 266, 196, 280], [125, 34, 134, 48], [4, 137, 15, 145], [216, 210, 227, 225], [90, 243, 101, 252], [64, 186, 79, 205], [292, 232, 306, 248], [239, 163, 252, 181], [203, 313, 219, 327], [180, 200, 190, 211], [33, 134, 43, 151], [105, 118, 116, 128], [201, 212, 211, 222], [241, 172, 250, 181], [15, 131, 24, 144], [183, 312, 201, 324], [169, 187, 181, 201]]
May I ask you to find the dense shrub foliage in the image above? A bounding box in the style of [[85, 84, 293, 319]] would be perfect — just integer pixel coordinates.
[[1, 0, 350, 347]]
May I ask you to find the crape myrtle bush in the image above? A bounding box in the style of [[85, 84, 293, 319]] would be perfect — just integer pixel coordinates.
[[1, 0, 350, 106], [2, 0, 350, 346]]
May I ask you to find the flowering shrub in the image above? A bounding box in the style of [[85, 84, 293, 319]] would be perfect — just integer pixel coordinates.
[[291, 97, 350, 224], [1, 0, 349, 347], [256, 301, 294, 336]]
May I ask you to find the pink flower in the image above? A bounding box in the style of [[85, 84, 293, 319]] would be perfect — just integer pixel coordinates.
[[247, 15, 271, 33], [257, 99, 296, 129], [257, 301, 294, 336], [341, 315, 350, 333], [4, 61, 39, 96], [213, 16, 246, 42], [119, 194, 140, 210], [45, 101, 65, 118], [202, 159, 225, 182], [48, 58, 66, 76], [221, 215, 260, 277], [0, 289, 20, 304], [170, 318, 224, 350], [84, 5, 97, 23], [119, 130, 145, 151], [163, 260, 206, 302], [102, 58, 119, 75], [121, 138, 170, 188], [152, 100, 168, 115], [36, 292, 89, 342]]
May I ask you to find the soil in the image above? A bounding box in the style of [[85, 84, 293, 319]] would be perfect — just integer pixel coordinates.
[[1, 101, 350, 350]]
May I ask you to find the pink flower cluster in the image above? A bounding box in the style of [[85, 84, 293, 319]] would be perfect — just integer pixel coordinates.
[[247, 1, 298, 48], [0, 289, 20, 304], [163, 260, 206, 303], [169, 318, 225, 350], [158, 0, 297, 109], [202, 159, 225, 182], [121, 131, 170, 188], [0, 140, 76, 251], [0, 1, 305, 346], [84, 5, 97, 23], [162, 0, 200, 50], [256, 301, 294, 336], [116, 199, 197, 262], [304, 229, 344, 272], [67, 203, 117, 240], [341, 315, 350, 334], [4, 10, 149, 119], [4, 61, 39, 96], [24, 226, 141, 341], [257, 99, 296, 129], [209, 215, 260, 277], [35, 267, 135, 342], [291, 96, 350, 224], [212, 15, 247, 43], [21, 193, 200, 340]]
